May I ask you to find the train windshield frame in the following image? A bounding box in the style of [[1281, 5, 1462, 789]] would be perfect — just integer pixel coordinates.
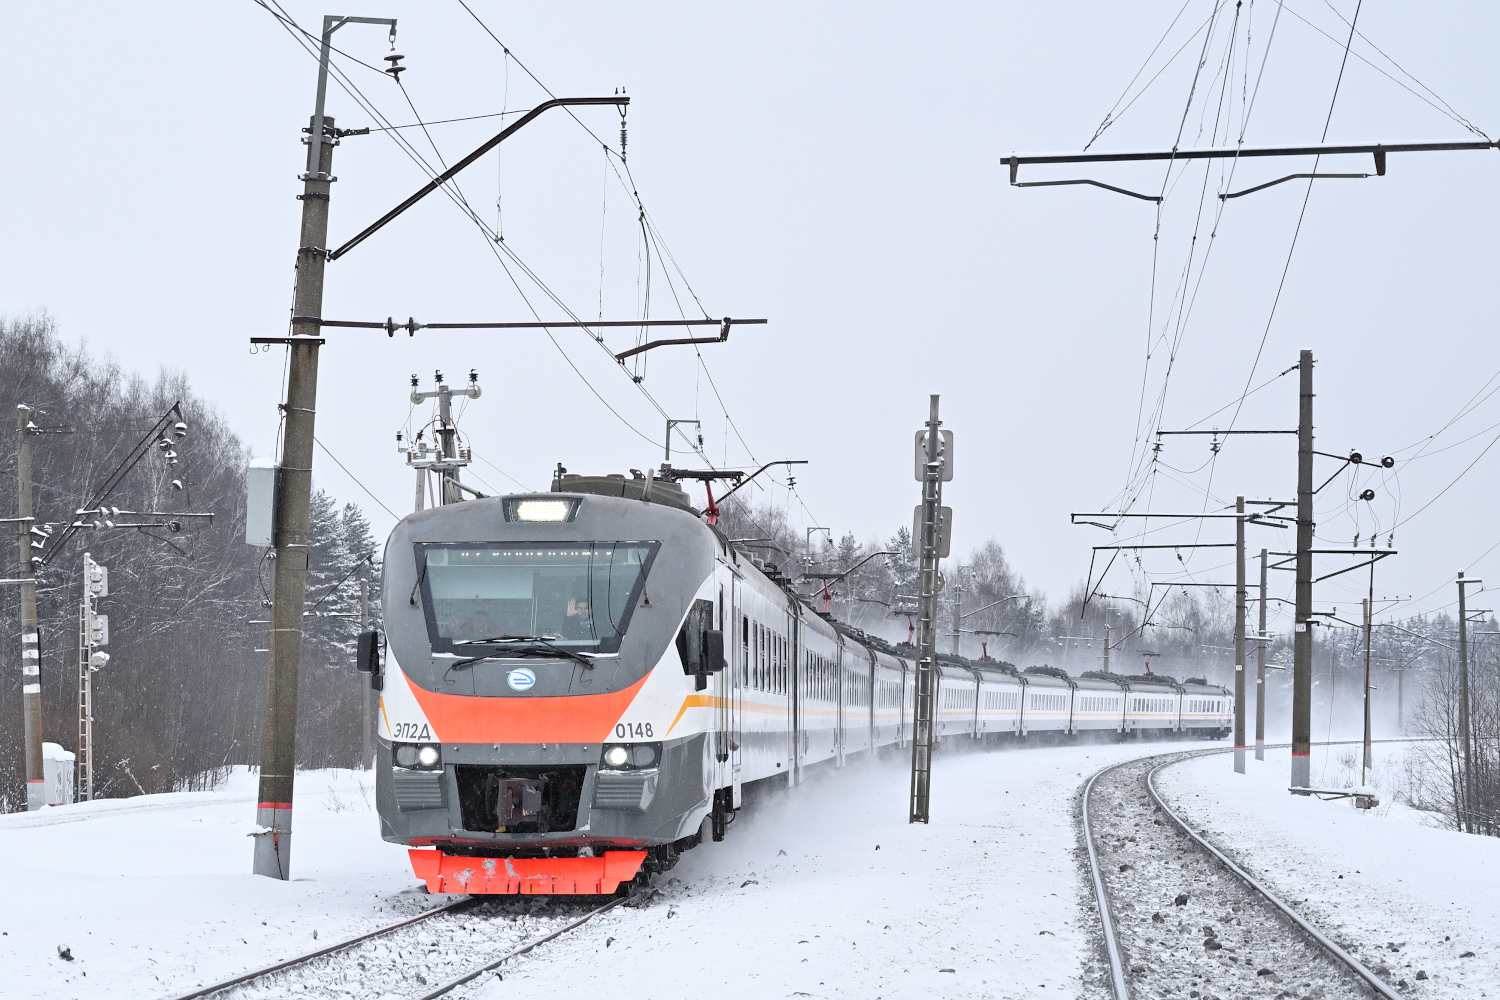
[[414, 541, 660, 654]]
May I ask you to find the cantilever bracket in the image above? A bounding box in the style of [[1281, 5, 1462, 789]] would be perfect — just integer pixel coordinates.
[[614, 317, 766, 362], [1007, 157, 1160, 202], [1220, 172, 1372, 200]]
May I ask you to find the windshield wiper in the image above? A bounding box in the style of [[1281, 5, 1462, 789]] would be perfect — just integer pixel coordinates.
[[449, 635, 596, 669]]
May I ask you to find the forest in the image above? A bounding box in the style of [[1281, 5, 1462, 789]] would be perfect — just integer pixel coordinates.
[[0, 316, 376, 808]]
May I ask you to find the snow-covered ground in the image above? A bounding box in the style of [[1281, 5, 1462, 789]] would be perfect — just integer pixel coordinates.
[[465, 740, 1188, 1000], [0, 768, 419, 1000], [0, 742, 1188, 1000], [1156, 744, 1500, 998]]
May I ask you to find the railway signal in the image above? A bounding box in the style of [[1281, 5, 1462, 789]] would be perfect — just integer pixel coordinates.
[[77, 554, 110, 802], [910, 395, 952, 824]]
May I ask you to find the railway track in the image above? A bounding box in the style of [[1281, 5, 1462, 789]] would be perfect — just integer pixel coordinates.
[[1081, 744, 1403, 1000], [165, 890, 642, 1000]]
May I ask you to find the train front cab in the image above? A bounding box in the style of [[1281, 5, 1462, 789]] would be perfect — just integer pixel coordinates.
[[372, 486, 751, 896]]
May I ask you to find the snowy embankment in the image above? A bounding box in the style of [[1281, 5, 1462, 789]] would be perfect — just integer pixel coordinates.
[[0, 768, 418, 1000], [2, 742, 1185, 1000], [1157, 745, 1500, 999]]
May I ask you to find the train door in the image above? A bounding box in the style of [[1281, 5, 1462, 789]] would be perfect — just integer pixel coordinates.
[[730, 581, 743, 806], [898, 659, 909, 749], [785, 607, 797, 787], [970, 669, 981, 739], [790, 607, 804, 785], [835, 638, 846, 767]]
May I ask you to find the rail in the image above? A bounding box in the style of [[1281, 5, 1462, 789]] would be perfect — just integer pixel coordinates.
[[1082, 740, 1417, 1000]]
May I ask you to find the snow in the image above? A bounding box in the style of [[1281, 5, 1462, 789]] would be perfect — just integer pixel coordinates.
[[464, 740, 1190, 1000], [0, 768, 417, 1000], [1156, 744, 1500, 998], [0, 740, 1298, 1000]]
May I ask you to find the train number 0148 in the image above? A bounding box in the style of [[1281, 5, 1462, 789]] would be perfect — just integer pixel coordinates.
[[615, 722, 654, 739]]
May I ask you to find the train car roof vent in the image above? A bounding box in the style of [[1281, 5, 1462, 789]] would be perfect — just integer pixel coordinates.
[[1182, 676, 1209, 685], [1023, 665, 1072, 680]]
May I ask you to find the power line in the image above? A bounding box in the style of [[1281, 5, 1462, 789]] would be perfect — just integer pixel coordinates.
[[1292, 1, 1489, 139], [313, 436, 399, 519]]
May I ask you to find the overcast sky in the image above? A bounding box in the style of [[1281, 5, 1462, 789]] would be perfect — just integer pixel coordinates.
[[3, 2, 1498, 634]]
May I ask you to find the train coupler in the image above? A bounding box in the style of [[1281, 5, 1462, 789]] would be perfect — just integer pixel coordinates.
[[408, 848, 647, 895]]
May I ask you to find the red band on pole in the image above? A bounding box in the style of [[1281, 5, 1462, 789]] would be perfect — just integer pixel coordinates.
[[257, 801, 294, 810]]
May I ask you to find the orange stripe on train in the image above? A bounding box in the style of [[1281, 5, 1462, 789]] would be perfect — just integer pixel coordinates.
[[405, 671, 650, 744]]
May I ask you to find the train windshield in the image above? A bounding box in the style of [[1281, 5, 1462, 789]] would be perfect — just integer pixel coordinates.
[[416, 541, 659, 654]]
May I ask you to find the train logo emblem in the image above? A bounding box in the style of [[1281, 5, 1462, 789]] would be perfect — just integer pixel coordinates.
[[507, 667, 536, 692]]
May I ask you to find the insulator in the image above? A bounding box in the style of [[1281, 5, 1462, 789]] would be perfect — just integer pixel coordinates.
[[620, 122, 627, 162], [1349, 451, 1362, 464], [384, 53, 406, 82], [1359, 489, 1376, 501], [174, 421, 188, 440]]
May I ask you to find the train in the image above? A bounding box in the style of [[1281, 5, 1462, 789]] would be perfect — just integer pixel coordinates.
[[359, 469, 1233, 897]]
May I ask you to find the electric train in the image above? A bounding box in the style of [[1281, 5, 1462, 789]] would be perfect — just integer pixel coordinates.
[[361, 471, 1233, 896]]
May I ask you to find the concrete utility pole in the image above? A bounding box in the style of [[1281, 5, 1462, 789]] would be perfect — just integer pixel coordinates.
[[1361, 593, 1374, 782], [951, 582, 963, 657], [1234, 497, 1247, 774], [359, 575, 372, 769], [910, 394, 949, 824], [1291, 350, 1315, 793], [15, 405, 43, 810], [1457, 569, 1478, 833], [1256, 547, 1268, 761], [1395, 664, 1405, 732], [255, 13, 396, 881]]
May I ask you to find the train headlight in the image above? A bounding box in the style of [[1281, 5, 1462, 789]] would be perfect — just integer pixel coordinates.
[[504, 498, 579, 522], [394, 743, 442, 770], [631, 743, 658, 768], [602, 745, 630, 769]]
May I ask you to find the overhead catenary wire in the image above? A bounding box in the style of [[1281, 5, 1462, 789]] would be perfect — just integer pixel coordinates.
[[313, 436, 399, 519], [449, 0, 831, 532], [258, 0, 825, 536]]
